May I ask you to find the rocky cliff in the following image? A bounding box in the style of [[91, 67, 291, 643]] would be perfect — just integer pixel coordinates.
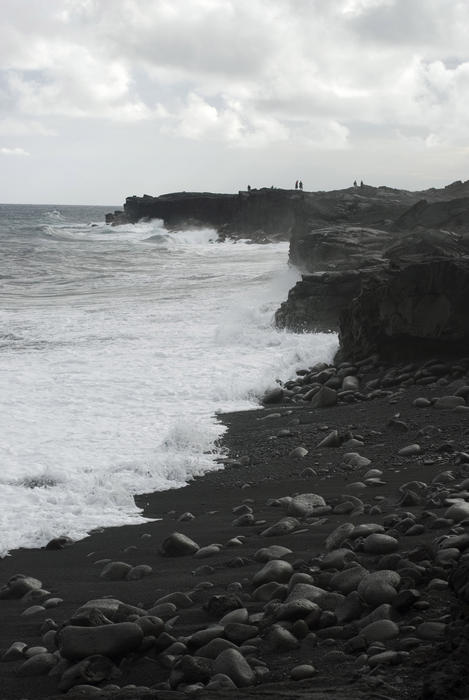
[[107, 179, 469, 362], [276, 181, 469, 345], [106, 188, 304, 241], [339, 258, 469, 361]]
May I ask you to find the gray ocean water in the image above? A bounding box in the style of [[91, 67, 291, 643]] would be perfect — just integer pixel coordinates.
[[0, 203, 338, 555]]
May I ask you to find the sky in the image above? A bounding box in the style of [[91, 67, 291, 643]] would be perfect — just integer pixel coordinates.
[[2, 0, 469, 204]]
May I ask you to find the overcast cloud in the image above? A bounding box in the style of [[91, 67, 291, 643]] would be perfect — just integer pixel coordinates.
[[1, 0, 469, 203]]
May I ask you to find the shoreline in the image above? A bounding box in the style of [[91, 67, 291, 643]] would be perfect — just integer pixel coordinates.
[[1, 357, 469, 698]]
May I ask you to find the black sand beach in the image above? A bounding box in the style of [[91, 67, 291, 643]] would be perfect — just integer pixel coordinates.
[[2, 357, 469, 699]]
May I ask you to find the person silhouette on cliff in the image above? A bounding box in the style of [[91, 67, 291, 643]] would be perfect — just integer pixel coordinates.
[[299, 180, 303, 190], [295, 180, 298, 189]]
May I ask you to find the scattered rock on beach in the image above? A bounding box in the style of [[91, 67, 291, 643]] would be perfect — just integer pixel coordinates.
[[58, 622, 144, 660], [160, 532, 200, 556]]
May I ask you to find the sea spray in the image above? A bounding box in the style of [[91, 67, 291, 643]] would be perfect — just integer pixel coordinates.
[[0, 204, 338, 555]]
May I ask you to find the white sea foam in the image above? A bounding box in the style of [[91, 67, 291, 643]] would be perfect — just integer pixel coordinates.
[[0, 212, 338, 555]]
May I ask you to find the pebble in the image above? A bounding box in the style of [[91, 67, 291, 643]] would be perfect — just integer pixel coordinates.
[[417, 621, 447, 640], [254, 545, 292, 562], [160, 532, 200, 556], [21, 605, 46, 616], [321, 548, 356, 569], [43, 597, 64, 608], [290, 664, 317, 680], [59, 655, 118, 692], [342, 452, 371, 468], [361, 619, 400, 642], [310, 386, 337, 408], [433, 395, 466, 409], [196, 638, 237, 659], [100, 561, 132, 580], [0, 574, 42, 599], [413, 397, 432, 407], [398, 444, 422, 456], [266, 625, 299, 651], [220, 608, 249, 625], [325, 522, 355, 551], [362, 533, 399, 554], [445, 501, 469, 522], [126, 564, 152, 580], [358, 570, 400, 606], [368, 650, 401, 667], [58, 622, 144, 660], [213, 648, 256, 687], [1, 641, 27, 661], [275, 598, 320, 621], [252, 559, 293, 586], [286, 493, 326, 517], [289, 446, 308, 458], [19, 652, 57, 676], [260, 517, 301, 537], [317, 430, 341, 448], [194, 544, 222, 558], [330, 566, 368, 594]]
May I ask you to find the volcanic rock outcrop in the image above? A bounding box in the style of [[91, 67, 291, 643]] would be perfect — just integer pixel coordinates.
[[107, 180, 469, 362], [276, 181, 469, 355], [106, 189, 304, 242], [339, 258, 469, 360]]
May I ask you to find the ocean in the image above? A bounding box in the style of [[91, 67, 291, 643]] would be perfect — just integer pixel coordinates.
[[0, 203, 338, 556]]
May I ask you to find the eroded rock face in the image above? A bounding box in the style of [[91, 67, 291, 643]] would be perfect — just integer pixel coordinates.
[[275, 270, 365, 332], [107, 188, 303, 242], [394, 196, 469, 234], [289, 225, 394, 273], [339, 259, 469, 360]]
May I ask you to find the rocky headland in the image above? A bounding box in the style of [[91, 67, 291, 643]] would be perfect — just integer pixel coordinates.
[[107, 180, 469, 361]]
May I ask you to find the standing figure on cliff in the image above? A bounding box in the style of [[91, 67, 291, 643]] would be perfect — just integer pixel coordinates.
[[353, 180, 357, 187], [299, 180, 303, 190], [295, 180, 298, 189], [247, 185, 251, 192]]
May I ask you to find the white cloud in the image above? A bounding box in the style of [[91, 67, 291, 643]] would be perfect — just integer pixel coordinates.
[[0, 146, 30, 156], [2, 0, 469, 200], [0, 118, 54, 135]]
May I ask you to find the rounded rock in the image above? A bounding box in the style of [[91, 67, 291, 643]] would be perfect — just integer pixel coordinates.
[[434, 396, 465, 409], [287, 493, 326, 517], [290, 664, 316, 680], [358, 570, 400, 607], [361, 619, 399, 642], [252, 559, 293, 587], [445, 502, 469, 522], [100, 561, 132, 580], [213, 648, 256, 687], [19, 652, 57, 676], [58, 622, 144, 660], [363, 533, 399, 555], [160, 532, 200, 556]]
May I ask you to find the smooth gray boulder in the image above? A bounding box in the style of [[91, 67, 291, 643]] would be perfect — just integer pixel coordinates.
[[213, 648, 256, 687], [58, 622, 144, 660], [160, 532, 200, 556]]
